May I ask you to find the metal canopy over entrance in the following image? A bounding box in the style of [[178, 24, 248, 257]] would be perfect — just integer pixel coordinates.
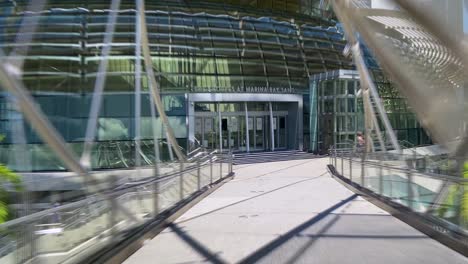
[[188, 93, 303, 153]]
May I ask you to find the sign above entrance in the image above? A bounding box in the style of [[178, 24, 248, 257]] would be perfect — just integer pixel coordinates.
[[191, 86, 298, 94], [245, 86, 297, 94]]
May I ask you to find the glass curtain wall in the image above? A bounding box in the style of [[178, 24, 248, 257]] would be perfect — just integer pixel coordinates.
[[0, 6, 351, 84], [313, 71, 432, 152], [0, 0, 351, 171], [317, 79, 361, 150]]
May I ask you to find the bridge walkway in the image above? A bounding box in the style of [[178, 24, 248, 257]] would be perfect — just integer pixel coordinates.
[[124, 158, 467, 264]]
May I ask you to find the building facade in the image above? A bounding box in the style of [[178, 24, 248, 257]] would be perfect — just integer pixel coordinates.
[[309, 70, 432, 153], [0, 0, 353, 171]]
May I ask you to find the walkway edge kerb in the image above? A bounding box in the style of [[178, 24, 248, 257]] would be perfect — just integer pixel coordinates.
[[82, 172, 235, 264], [327, 164, 468, 258]]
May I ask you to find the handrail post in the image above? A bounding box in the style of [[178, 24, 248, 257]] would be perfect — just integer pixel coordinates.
[[334, 148, 337, 168], [230, 152, 233, 174], [407, 168, 414, 209], [379, 159, 383, 195], [349, 156, 352, 181], [210, 155, 213, 184], [26, 220, 36, 263], [109, 175, 118, 241], [341, 154, 344, 176], [219, 154, 223, 180], [361, 152, 365, 187], [154, 178, 159, 217], [423, 155, 428, 173], [179, 162, 184, 200], [197, 159, 201, 191]]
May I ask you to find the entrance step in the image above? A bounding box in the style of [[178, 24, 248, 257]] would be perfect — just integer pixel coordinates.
[[233, 150, 318, 165]]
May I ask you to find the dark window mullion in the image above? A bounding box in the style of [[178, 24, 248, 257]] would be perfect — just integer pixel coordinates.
[[252, 24, 269, 88]]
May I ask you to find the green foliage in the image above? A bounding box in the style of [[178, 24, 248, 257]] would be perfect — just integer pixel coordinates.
[[437, 162, 468, 228], [461, 186, 468, 227], [0, 164, 21, 224], [0, 135, 22, 224], [462, 164, 468, 227], [437, 185, 458, 218]]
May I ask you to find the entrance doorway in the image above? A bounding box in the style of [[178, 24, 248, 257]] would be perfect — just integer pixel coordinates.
[[248, 115, 268, 151], [194, 102, 290, 153], [275, 115, 288, 149], [221, 116, 247, 152], [194, 116, 217, 149]]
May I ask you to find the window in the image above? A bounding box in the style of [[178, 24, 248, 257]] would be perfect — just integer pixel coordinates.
[[347, 81, 355, 95]]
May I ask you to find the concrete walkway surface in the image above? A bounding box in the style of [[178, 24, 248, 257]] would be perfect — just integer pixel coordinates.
[[124, 158, 468, 264]]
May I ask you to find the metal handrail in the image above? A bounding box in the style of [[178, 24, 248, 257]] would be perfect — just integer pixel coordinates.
[[187, 150, 206, 162], [0, 151, 226, 230], [341, 155, 468, 183], [187, 147, 203, 157], [329, 148, 468, 245], [0, 150, 234, 263]]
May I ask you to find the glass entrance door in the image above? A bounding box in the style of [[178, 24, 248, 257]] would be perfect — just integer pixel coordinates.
[[251, 115, 287, 151], [248, 117, 255, 151], [229, 116, 240, 151], [221, 117, 229, 150], [195, 117, 203, 147], [249, 115, 282, 151], [254, 116, 265, 151], [194, 117, 217, 149], [221, 115, 245, 152], [276, 116, 287, 149], [263, 115, 274, 151], [195, 102, 290, 153], [204, 117, 216, 149]]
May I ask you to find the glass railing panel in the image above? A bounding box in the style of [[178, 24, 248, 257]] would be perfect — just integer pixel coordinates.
[[383, 168, 410, 207], [349, 158, 361, 183], [222, 157, 230, 177], [30, 199, 110, 262], [329, 145, 468, 251], [409, 172, 445, 213], [336, 157, 342, 176], [342, 157, 350, 180], [158, 176, 180, 212], [0, 224, 31, 263], [211, 160, 221, 182], [0, 151, 233, 264], [114, 190, 145, 232], [428, 181, 468, 230], [199, 162, 213, 187], [182, 167, 199, 199], [362, 163, 380, 193]]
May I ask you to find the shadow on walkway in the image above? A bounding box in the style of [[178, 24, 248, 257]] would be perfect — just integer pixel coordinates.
[[169, 223, 227, 264], [232, 159, 320, 181], [164, 193, 428, 264], [178, 172, 327, 224], [239, 194, 359, 264]]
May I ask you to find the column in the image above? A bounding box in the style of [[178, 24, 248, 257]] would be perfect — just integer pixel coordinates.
[[218, 103, 222, 153], [245, 102, 250, 153], [269, 102, 275, 151], [310, 79, 318, 152]]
